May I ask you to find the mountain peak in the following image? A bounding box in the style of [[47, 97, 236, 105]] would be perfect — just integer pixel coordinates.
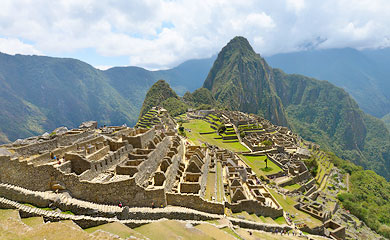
[[203, 36, 288, 126], [138, 79, 178, 119], [220, 36, 256, 58]]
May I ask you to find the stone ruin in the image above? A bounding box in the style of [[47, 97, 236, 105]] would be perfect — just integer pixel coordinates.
[[0, 109, 348, 239]]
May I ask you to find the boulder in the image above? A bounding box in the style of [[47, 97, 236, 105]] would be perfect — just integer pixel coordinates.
[[54, 127, 68, 135], [41, 132, 50, 140], [79, 121, 98, 129], [0, 148, 11, 156]]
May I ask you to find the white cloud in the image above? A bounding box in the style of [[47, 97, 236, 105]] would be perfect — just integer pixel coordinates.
[[0, 37, 40, 55], [94, 65, 113, 70], [286, 0, 305, 13], [0, 0, 389, 69]]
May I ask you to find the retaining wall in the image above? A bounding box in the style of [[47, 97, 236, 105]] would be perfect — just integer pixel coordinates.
[[0, 155, 165, 207], [166, 192, 224, 214], [226, 200, 283, 218]]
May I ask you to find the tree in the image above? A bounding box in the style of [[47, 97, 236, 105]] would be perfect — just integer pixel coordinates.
[[217, 124, 226, 134], [265, 158, 268, 168], [240, 131, 246, 138]]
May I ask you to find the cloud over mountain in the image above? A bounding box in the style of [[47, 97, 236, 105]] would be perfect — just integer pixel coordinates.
[[1, 0, 390, 69]]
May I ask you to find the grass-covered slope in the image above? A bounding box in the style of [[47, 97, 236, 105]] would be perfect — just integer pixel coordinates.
[[327, 151, 390, 238]]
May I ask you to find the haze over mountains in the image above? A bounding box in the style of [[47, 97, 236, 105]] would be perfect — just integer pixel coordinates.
[[267, 47, 390, 119], [2, 37, 390, 180]]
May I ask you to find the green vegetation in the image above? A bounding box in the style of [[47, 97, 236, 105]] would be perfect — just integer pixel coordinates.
[[204, 172, 215, 201], [283, 183, 301, 191], [312, 149, 390, 238], [183, 88, 216, 108], [201, 36, 390, 180], [221, 227, 243, 240], [85, 222, 145, 239], [135, 220, 214, 240], [240, 155, 282, 176], [268, 188, 322, 228], [203, 36, 288, 126], [195, 224, 237, 240], [382, 113, 390, 132], [161, 97, 188, 117], [261, 140, 273, 146], [216, 162, 224, 202], [337, 170, 390, 238], [183, 119, 247, 152], [21, 217, 44, 227], [217, 124, 226, 134], [304, 157, 319, 177], [138, 80, 180, 119]]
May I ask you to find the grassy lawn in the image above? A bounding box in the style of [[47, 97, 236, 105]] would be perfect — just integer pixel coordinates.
[[221, 227, 243, 240], [21, 217, 44, 227], [232, 211, 288, 225], [134, 220, 213, 240], [274, 216, 287, 225], [268, 188, 322, 228], [0, 209, 19, 221], [240, 155, 283, 177], [204, 172, 215, 200], [86, 222, 146, 239], [216, 162, 224, 202], [283, 183, 301, 192], [195, 224, 237, 240], [183, 119, 248, 152]]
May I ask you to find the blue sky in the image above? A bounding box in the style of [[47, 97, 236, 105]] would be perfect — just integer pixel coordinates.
[[0, 0, 389, 70]]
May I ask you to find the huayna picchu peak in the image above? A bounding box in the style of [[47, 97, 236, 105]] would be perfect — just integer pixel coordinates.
[[204, 36, 288, 127]]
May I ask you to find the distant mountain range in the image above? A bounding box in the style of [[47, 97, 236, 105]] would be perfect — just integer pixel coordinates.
[[0, 53, 214, 143]]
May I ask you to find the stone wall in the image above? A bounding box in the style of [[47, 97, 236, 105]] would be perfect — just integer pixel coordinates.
[[12, 139, 58, 156], [0, 155, 166, 207], [164, 141, 184, 192], [226, 200, 283, 218], [266, 154, 286, 170], [87, 145, 109, 161], [57, 131, 93, 146], [52, 144, 78, 159], [135, 136, 171, 185], [279, 170, 311, 187], [166, 192, 224, 214], [10, 131, 94, 156], [124, 128, 155, 149], [199, 149, 210, 197], [228, 217, 291, 233]]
